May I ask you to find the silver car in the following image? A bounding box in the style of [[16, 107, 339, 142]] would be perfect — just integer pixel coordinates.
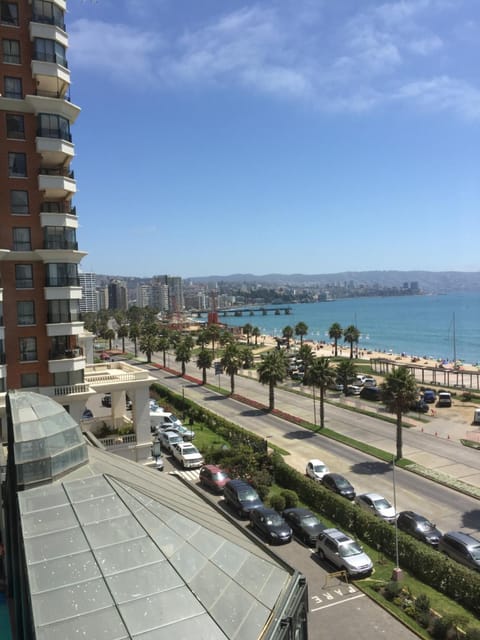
[[355, 492, 397, 523], [316, 528, 373, 578]]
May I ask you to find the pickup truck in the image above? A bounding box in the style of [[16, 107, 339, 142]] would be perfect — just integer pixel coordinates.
[[171, 442, 204, 469]]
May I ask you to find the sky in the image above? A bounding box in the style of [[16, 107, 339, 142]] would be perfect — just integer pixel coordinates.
[[67, 0, 480, 278]]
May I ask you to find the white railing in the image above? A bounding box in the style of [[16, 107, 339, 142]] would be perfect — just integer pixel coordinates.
[[99, 434, 137, 448]]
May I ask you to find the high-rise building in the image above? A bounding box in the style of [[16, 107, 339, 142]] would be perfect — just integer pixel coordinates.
[[0, 0, 87, 432], [107, 279, 128, 311], [136, 283, 152, 308], [79, 272, 98, 313]]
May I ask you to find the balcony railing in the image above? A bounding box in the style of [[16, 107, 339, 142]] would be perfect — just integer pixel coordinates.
[[45, 277, 80, 287], [47, 313, 80, 324], [37, 127, 72, 142], [44, 240, 78, 250], [33, 52, 68, 68], [34, 89, 71, 101], [49, 347, 83, 360], [39, 167, 74, 179], [42, 202, 76, 215], [32, 13, 65, 30]]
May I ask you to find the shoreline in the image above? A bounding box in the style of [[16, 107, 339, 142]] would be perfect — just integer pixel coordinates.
[[257, 334, 480, 374]]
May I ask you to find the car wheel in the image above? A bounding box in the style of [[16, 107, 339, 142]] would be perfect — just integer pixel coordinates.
[[317, 548, 325, 560]]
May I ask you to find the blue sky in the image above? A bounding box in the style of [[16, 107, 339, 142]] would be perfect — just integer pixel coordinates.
[[67, 0, 480, 278]]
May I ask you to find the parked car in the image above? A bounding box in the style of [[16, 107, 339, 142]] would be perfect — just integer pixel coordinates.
[[81, 408, 93, 419], [346, 385, 362, 396], [410, 399, 430, 413], [155, 423, 195, 441], [223, 479, 264, 518], [423, 389, 436, 403], [359, 386, 382, 401], [316, 528, 373, 578], [171, 442, 204, 469], [329, 381, 344, 391], [438, 531, 480, 572], [396, 511, 442, 547], [362, 377, 377, 388], [306, 459, 330, 482], [282, 507, 326, 546], [438, 392, 452, 407], [322, 473, 355, 500], [199, 464, 230, 493], [249, 507, 292, 544], [101, 393, 112, 407], [157, 430, 183, 453], [355, 493, 397, 523]]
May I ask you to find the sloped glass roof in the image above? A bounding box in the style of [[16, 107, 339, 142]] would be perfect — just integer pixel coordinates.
[[18, 472, 291, 639]]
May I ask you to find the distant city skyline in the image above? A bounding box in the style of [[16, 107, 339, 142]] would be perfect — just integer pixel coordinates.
[[69, 1, 480, 277]]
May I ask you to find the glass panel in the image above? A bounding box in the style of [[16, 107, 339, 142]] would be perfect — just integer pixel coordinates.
[[36, 607, 128, 640], [74, 495, 130, 526], [94, 538, 161, 576], [83, 516, 146, 549], [64, 475, 114, 503], [22, 504, 77, 536], [29, 551, 101, 592], [106, 562, 182, 604], [24, 528, 89, 563]]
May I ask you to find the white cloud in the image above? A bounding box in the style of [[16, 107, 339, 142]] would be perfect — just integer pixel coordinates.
[[395, 76, 480, 119]]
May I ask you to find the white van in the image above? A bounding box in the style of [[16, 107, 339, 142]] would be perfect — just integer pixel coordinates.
[[149, 400, 183, 431]]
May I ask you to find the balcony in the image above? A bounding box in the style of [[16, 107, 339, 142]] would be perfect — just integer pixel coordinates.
[[31, 12, 66, 31], [37, 127, 72, 142], [44, 285, 82, 301], [48, 353, 85, 375], [49, 347, 83, 360], [0, 352, 6, 365], [38, 168, 76, 198], [31, 59, 70, 99], [45, 276, 80, 287], [36, 136, 74, 165], [46, 320, 83, 338], [44, 239, 78, 250]]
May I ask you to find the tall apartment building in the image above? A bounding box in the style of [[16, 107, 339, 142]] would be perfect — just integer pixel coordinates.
[[107, 278, 128, 311], [136, 283, 151, 308], [151, 274, 184, 312], [0, 0, 87, 431], [79, 271, 97, 312]]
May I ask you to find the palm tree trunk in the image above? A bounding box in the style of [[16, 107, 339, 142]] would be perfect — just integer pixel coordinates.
[[396, 412, 403, 460], [349, 342, 353, 358], [162, 350, 166, 367], [269, 382, 275, 411], [182, 362, 186, 376], [334, 339, 338, 357], [202, 368, 207, 385], [230, 373, 235, 395], [319, 387, 325, 428]]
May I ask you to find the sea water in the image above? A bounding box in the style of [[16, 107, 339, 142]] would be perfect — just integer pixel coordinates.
[[221, 291, 480, 365]]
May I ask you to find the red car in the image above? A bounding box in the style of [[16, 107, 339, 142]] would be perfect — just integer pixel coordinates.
[[199, 465, 230, 493]]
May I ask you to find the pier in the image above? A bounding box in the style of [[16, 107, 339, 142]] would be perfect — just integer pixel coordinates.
[[192, 306, 292, 318]]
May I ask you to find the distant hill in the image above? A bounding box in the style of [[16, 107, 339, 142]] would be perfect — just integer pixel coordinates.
[[95, 271, 480, 293]]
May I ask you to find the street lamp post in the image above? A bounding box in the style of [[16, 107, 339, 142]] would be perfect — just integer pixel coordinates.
[[391, 457, 403, 581]]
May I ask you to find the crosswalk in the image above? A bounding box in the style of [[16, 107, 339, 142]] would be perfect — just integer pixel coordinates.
[[169, 469, 201, 483]]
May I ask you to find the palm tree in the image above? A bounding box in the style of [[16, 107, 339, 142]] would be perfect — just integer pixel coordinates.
[[258, 349, 288, 411], [295, 322, 309, 346], [221, 343, 244, 394], [304, 357, 336, 428], [328, 322, 343, 357], [196, 348, 213, 385], [206, 324, 221, 358], [175, 339, 192, 376], [195, 328, 209, 349], [157, 333, 171, 367], [117, 323, 129, 352], [104, 328, 115, 350], [129, 322, 140, 357], [252, 326, 261, 346], [219, 329, 234, 348], [335, 359, 357, 396], [241, 347, 254, 369], [298, 344, 314, 379], [139, 330, 158, 364], [343, 324, 360, 359], [243, 323, 253, 345], [381, 367, 418, 460], [282, 325, 294, 349]]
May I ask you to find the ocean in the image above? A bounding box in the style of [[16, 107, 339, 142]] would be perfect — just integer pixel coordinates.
[[220, 292, 480, 365]]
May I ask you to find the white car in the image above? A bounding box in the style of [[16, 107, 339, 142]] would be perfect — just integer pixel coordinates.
[[316, 528, 373, 578], [355, 492, 397, 523], [346, 385, 362, 396], [171, 442, 204, 469], [157, 430, 183, 453], [306, 459, 329, 481]]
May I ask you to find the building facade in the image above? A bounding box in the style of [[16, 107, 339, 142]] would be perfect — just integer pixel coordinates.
[[79, 271, 97, 313], [107, 279, 128, 311]]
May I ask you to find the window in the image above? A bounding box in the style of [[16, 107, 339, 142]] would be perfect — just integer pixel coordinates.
[[45, 263, 79, 287], [21, 373, 39, 388], [34, 37, 67, 67], [44, 226, 77, 249], [1, 2, 18, 25], [48, 299, 80, 323], [8, 152, 26, 177], [17, 301, 35, 325], [19, 337, 37, 361], [54, 369, 83, 387], [10, 190, 29, 214], [3, 38, 20, 63], [15, 264, 33, 288], [37, 113, 71, 140], [4, 76, 22, 98], [13, 227, 31, 251], [33, 1, 64, 29], [6, 113, 24, 139]]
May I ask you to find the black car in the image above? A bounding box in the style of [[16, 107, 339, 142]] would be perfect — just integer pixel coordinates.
[[397, 511, 442, 547], [249, 507, 292, 544], [410, 399, 429, 413], [359, 386, 382, 401], [101, 393, 112, 407], [282, 507, 325, 546], [322, 473, 356, 500]]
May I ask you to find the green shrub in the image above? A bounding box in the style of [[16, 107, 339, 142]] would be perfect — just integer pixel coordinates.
[[415, 593, 430, 614], [431, 615, 450, 640], [281, 489, 299, 508], [269, 494, 286, 512], [383, 581, 403, 601]]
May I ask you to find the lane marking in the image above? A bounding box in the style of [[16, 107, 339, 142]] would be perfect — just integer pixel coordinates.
[[311, 593, 365, 612]]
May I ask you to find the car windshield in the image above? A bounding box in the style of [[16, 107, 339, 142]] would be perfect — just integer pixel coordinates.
[[336, 478, 350, 489], [417, 519, 435, 532], [212, 471, 228, 481], [182, 445, 197, 454], [169, 414, 180, 422], [339, 541, 363, 557], [238, 489, 259, 502], [470, 545, 480, 561], [373, 498, 391, 510], [266, 514, 283, 526], [313, 465, 327, 473], [301, 516, 320, 527]]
